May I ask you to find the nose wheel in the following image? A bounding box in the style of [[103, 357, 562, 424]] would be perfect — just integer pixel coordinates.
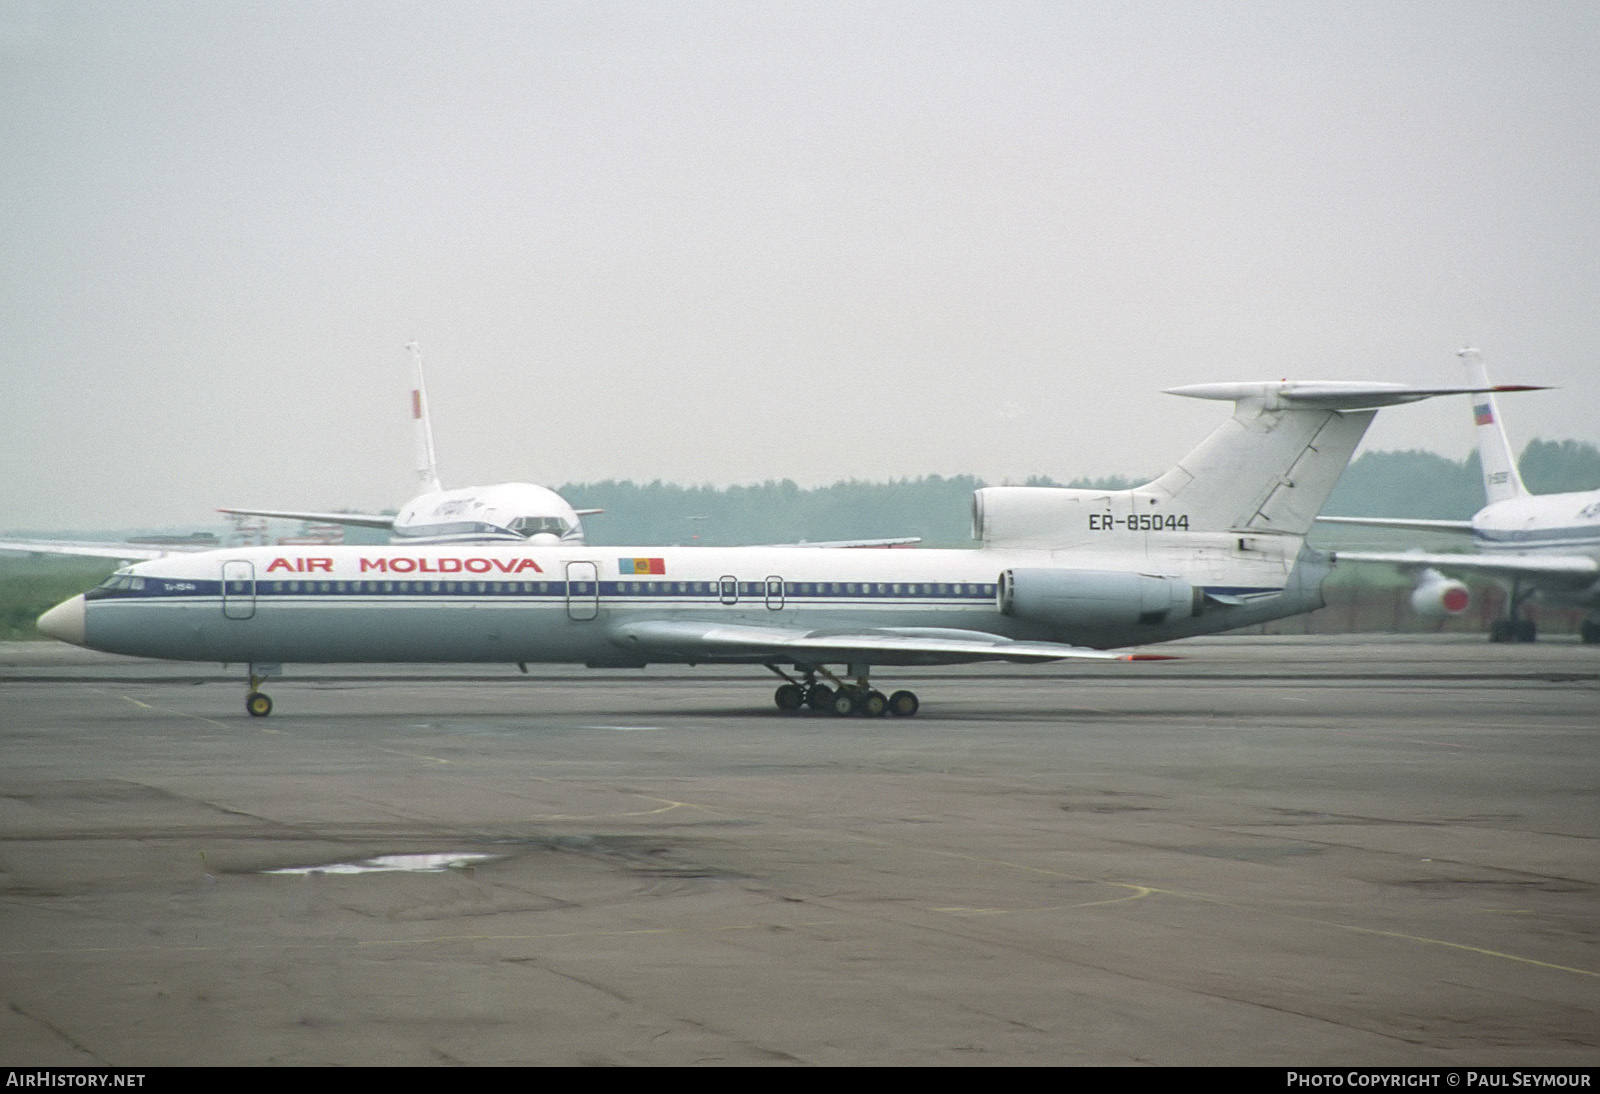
[[244, 663, 279, 717]]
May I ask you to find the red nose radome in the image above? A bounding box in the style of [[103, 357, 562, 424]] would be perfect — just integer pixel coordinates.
[[37, 595, 86, 646]]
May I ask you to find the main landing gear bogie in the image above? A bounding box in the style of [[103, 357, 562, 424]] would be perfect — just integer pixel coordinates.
[[769, 667, 920, 718], [1489, 619, 1538, 643], [1489, 579, 1538, 644], [830, 689, 888, 717]]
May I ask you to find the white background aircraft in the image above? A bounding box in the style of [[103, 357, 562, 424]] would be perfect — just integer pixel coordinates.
[[38, 375, 1533, 717], [220, 343, 600, 546], [1, 345, 600, 562], [1324, 349, 1599, 643]]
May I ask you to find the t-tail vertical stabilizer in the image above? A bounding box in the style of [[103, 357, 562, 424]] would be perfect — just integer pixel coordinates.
[[1457, 347, 1529, 505], [974, 380, 1544, 551], [1147, 385, 1376, 537], [406, 341, 445, 495]]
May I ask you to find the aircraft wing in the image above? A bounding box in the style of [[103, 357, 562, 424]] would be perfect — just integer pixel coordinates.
[[608, 619, 1169, 666], [1316, 516, 1475, 534], [217, 507, 398, 530], [1331, 550, 1600, 585], [0, 538, 186, 561], [772, 537, 922, 548]]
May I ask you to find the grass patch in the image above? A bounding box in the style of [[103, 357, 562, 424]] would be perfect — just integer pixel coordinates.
[[0, 557, 119, 640]]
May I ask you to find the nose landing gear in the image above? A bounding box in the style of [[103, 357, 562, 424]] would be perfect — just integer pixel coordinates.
[[244, 662, 280, 717]]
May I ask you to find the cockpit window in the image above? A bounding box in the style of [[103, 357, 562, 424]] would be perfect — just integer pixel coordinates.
[[508, 516, 573, 537]]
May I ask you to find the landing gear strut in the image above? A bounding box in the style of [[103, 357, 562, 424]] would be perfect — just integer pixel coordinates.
[[1489, 578, 1538, 643]]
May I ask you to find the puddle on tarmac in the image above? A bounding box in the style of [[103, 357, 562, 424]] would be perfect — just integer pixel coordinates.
[[264, 852, 499, 876]]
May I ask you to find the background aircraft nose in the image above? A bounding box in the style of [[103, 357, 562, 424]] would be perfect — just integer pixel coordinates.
[[37, 595, 86, 645]]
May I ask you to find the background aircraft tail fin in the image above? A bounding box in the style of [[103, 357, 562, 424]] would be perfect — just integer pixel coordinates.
[[1456, 347, 1528, 505], [405, 341, 445, 494]]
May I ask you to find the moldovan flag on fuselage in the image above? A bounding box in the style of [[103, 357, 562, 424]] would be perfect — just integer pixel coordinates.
[[619, 558, 666, 575]]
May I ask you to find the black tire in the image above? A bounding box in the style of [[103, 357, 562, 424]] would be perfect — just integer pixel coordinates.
[[888, 690, 919, 717], [860, 690, 888, 717], [830, 690, 860, 717], [805, 684, 835, 710], [1516, 619, 1538, 643], [246, 692, 273, 717], [1489, 621, 1515, 643], [774, 684, 804, 711], [1581, 621, 1600, 645]]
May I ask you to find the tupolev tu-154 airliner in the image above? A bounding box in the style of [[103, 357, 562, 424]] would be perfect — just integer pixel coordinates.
[[36, 376, 1537, 718]]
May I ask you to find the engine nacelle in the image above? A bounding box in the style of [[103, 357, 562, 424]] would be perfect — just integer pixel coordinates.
[[999, 568, 1199, 628], [974, 487, 1082, 546], [1409, 568, 1470, 618]]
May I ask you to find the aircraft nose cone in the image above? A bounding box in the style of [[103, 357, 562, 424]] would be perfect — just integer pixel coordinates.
[[37, 595, 87, 645]]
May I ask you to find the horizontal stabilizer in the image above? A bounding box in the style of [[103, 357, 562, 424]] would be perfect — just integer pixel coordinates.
[[1331, 549, 1599, 584], [1166, 381, 1546, 411], [772, 537, 921, 549]]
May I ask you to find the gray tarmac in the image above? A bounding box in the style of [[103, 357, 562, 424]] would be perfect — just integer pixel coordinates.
[[1, 635, 1596, 1066]]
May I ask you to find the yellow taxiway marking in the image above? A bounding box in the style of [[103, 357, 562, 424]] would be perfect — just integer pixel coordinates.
[[822, 831, 1599, 980], [116, 692, 261, 732], [372, 745, 452, 765], [2, 918, 854, 960], [511, 798, 722, 823]]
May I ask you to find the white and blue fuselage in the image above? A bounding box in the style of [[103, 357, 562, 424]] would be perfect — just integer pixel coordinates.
[[54, 539, 1322, 667], [38, 376, 1517, 711]]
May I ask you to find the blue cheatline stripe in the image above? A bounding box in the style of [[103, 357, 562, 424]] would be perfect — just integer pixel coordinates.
[[392, 521, 518, 539], [83, 577, 1291, 604], [1476, 527, 1600, 548], [85, 577, 1006, 603]]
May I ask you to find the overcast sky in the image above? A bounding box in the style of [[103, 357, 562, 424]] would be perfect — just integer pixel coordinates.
[[4, 1, 1597, 530]]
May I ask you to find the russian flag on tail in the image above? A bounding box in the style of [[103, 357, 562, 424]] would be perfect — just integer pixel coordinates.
[[1474, 402, 1495, 426]]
